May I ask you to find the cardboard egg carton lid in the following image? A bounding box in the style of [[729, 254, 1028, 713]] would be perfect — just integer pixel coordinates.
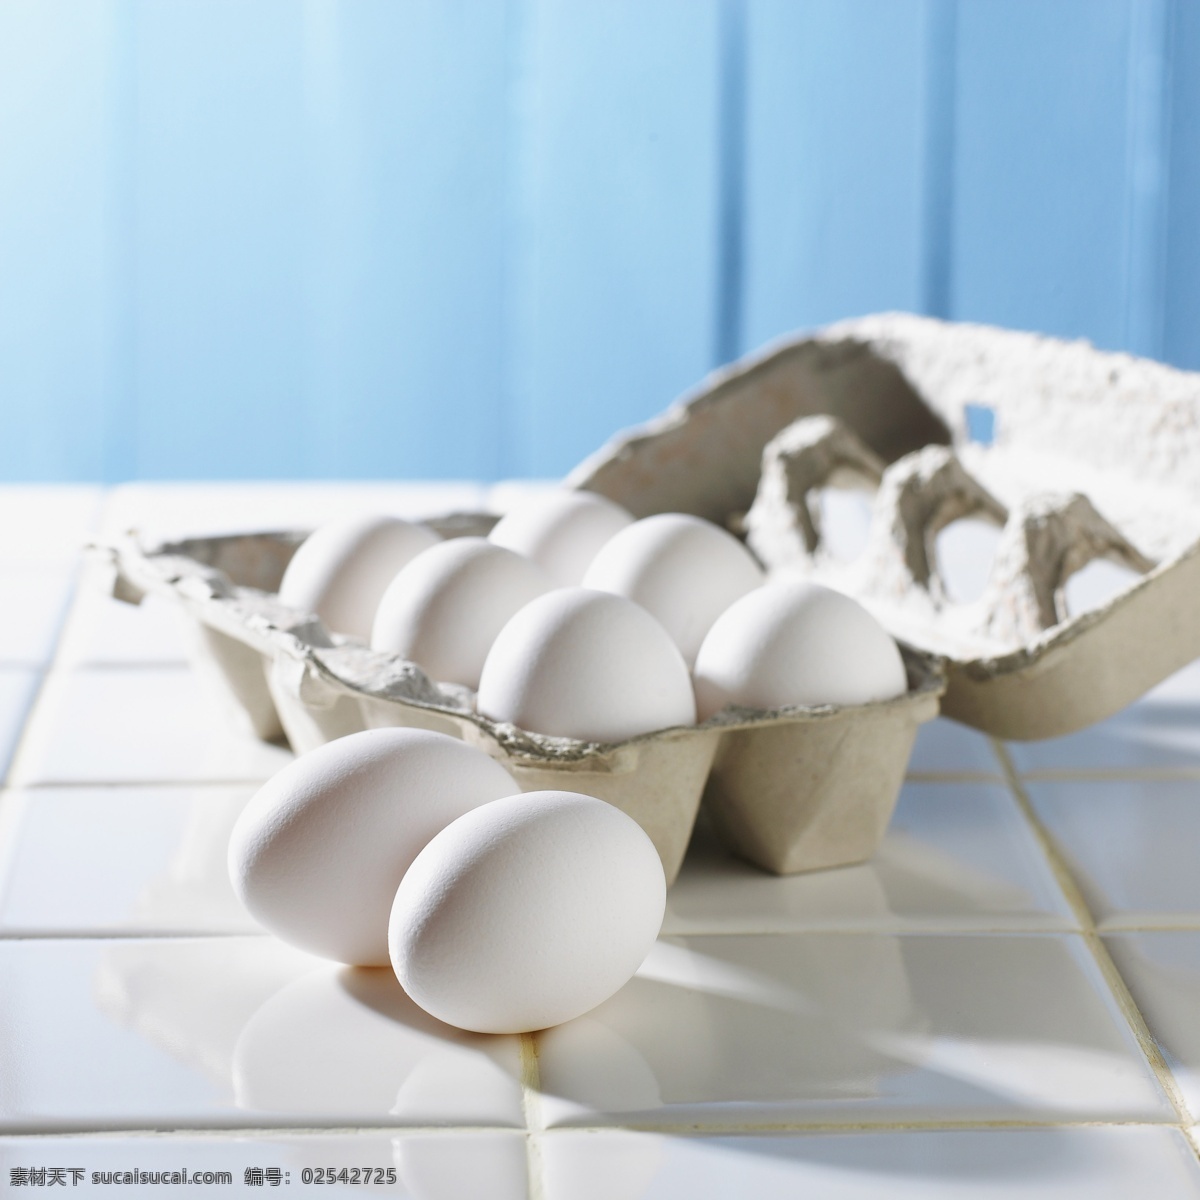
[[569, 312, 1200, 740]]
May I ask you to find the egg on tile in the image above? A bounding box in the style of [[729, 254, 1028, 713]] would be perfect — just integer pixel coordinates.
[[582, 513, 764, 667], [228, 728, 520, 966], [278, 514, 439, 640], [389, 791, 666, 1033]]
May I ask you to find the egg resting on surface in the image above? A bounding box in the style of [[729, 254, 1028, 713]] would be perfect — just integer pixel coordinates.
[[692, 577, 908, 721], [371, 537, 554, 690], [476, 587, 696, 743], [278, 515, 440, 640], [389, 790, 666, 1034], [488, 490, 634, 586], [228, 728, 520, 966], [582, 512, 764, 667]]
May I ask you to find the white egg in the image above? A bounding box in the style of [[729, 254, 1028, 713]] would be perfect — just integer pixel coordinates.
[[389, 791, 666, 1033], [692, 578, 908, 720], [488, 489, 634, 586], [476, 588, 696, 742], [228, 728, 520, 966], [582, 513, 764, 667], [371, 538, 554, 690], [278, 515, 440, 640]]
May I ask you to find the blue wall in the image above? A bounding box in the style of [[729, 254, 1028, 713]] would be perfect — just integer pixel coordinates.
[[1, 0, 1197, 482]]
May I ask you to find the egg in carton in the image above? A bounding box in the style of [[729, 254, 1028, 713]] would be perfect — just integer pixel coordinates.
[[570, 312, 1200, 741], [100, 512, 944, 882]]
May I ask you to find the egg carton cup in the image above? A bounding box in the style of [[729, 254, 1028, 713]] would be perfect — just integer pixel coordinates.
[[98, 521, 944, 881], [570, 312, 1200, 740]]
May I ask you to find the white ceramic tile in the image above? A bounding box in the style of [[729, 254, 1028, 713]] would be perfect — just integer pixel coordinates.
[[394, 1133, 529, 1199], [0, 1132, 529, 1196], [0, 937, 526, 1130], [0, 785, 260, 935], [0, 487, 102, 565], [664, 784, 1073, 935], [55, 563, 189, 666], [485, 479, 564, 515], [100, 482, 489, 544], [10, 666, 292, 786], [0, 566, 76, 665], [1027, 778, 1200, 929], [538, 1127, 1200, 1200], [907, 717, 1002, 776], [532, 933, 1170, 1128], [1006, 658, 1200, 775], [0, 668, 40, 782], [1105, 932, 1200, 1120]]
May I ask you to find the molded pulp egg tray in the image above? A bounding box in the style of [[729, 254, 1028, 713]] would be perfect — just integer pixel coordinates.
[[572, 312, 1200, 741], [107, 312, 1200, 881]]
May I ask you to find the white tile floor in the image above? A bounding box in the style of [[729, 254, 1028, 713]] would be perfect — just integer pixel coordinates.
[[0, 484, 1199, 1197]]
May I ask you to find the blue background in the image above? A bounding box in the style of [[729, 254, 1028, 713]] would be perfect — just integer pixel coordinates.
[[2, 0, 1197, 482]]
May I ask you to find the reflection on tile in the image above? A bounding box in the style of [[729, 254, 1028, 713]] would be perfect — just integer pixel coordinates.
[[100, 483, 489, 544], [1106, 932, 1200, 1119], [1027, 779, 1200, 928], [665, 785, 1072, 934], [534, 934, 1169, 1128], [1007, 659, 1200, 774], [539, 1127, 1200, 1200], [907, 718, 1001, 775], [10, 667, 292, 785], [0, 668, 40, 781], [0, 1132, 529, 1197], [0, 786, 260, 935], [0, 938, 526, 1130], [56, 565, 189, 666], [0, 487, 102, 564], [0, 566, 75, 664], [394, 1133, 529, 1200]]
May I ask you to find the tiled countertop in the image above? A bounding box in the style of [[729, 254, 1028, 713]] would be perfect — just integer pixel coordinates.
[[3, 483, 1200, 1197]]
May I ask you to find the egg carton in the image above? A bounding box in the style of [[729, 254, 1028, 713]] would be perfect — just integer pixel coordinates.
[[570, 312, 1200, 740], [100, 517, 943, 883]]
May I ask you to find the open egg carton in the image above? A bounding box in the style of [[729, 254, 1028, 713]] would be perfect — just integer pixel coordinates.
[[570, 312, 1200, 740], [103, 515, 943, 887]]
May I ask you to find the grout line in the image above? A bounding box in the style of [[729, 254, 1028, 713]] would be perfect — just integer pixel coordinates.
[[39, 661, 192, 674], [1186, 1125, 1200, 1161], [992, 738, 1196, 1129], [3, 780, 265, 794], [0, 927, 1088, 948], [535, 1115, 1182, 1135], [903, 770, 1005, 783], [12, 778, 281, 790], [0, 1116, 1190, 1143], [0, 1120, 530, 1139], [0, 1127, 525, 1141], [1016, 766, 1200, 783], [0, 922, 1089, 945], [519, 1034, 545, 1200], [1099, 921, 1200, 934], [0, 928, 264, 942]]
